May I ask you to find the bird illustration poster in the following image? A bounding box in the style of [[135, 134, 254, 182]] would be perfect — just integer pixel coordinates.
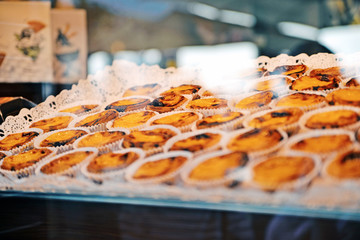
[[51, 9, 87, 84], [0, 1, 53, 82]]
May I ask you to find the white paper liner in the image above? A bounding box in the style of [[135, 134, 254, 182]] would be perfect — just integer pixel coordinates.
[[163, 129, 226, 157], [122, 124, 181, 156], [0, 148, 56, 182], [35, 147, 98, 178], [180, 149, 250, 188], [299, 105, 360, 132], [223, 128, 288, 158], [68, 109, 119, 132], [102, 95, 154, 114], [283, 129, 355, 160], [0, 128, 44, 154], [228, 91, 278, 113], [147, 110, 203, 133], [125, 151, 193, 184], [191, 111, 248, 132], [81, 148, 146, 183], [242, 107, 304, 133], [321, 145, 360, 183], [247, 152, 322, 191], [269, 91, 328, 112], [184, 96, 230, 117], [73, 129, 130, 154], [33, 127, 90, 154], [106, 110, 159, 131], [27, 112, 77, 132], [57, 100, 102, 117]]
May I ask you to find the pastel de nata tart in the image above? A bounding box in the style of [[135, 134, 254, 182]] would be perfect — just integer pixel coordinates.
[[60, 104, 99, 115], [245, 108, 303, 130], [1, 148, 53, 171], [29, 115, 74, 132], [146, 93, 187, 113], [195, 112, 244, 130], [187, 151, 248, 182], [226, 128, 285, 154], [325, 149, 360, 179], [254, 77, 287, 91], [39, 149, 95, 175], [274, 92, 326, 109], [105, 97, 151, 112], [86, 150, 142, 174], [303, 108, 359, 130], [38, 129, 88, 148], [186, 97, 228, 110], [234, 91, 277, 110], [75, 131, 127, 148], [74, 109, 118, 128], [290, 76, 339, 91], [126, 152, 191, 182], [270, 64, 308, 79], [122, 127, 178, 150], [160, 84, 201, 96], [150, 111, 200, 128], [326, 88, 360, 107], [168, 131, 223, 153], [0, 131, 40, 151], [252, 154, 316, 190], [344, 78, 360, 87], [288, 132, 353, 155], [309, 67, 341, 78], [123, 83, 161, 97], [110, 111, 156, 129]]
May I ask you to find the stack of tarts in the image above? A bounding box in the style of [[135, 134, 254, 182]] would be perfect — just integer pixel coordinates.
[[1, 63, 360, 202]]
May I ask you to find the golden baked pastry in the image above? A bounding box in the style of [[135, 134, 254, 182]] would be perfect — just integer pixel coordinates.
[[270, 64, 308, 79], [253, 155, 315, 190], [60, 104, 99, 115], [189, 151, 248, 181], [169, 132, 222, 152], [74, 109, 118, 127], [186, 98, 228, 110], [202, 90, 214, 97], [247, 108, 303, 129], [325, 88, 360, 107], [160, 84, 201, 96], [0, 131, 39, 151], [196, 112, 243, 130], [29, 115, 73, 132], [0, 152, 7, 160], [122, 128, 177, 150], [235, 91, 276, 109], [275, 92, 325, 108], [150, 112, 199, 128], [146, 93, 187, 113], [1, 148, 53, 171], [123, 83, 161, 97], [87, 151, 140, 174], [345, 78, 360, 87], [304, 110, 359, 129], [290, 76, 339, 91], [111, 111, 156, 129], [310, 67, 341, 78], [76, 131, 126, 148], [132, 156, 187, 180], [105, 98, 151, 112], [40, 130, 87, 147], [254, 77, 287, 91], [327, 150, 360, 179], [40, 150, 93, 175], [227, 128, 283, 153], [290, 134, 352, 154]]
